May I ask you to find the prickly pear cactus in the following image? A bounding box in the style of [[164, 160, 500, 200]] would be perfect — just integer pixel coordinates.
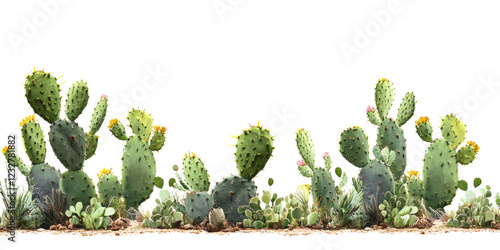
[[359, 160, 395, 208], [29, 163, 61, 208], [211, 175, 257, 223], [406, 171, 423, 200], [415, 116, 433, 142], [85, 133, 99, 160], [20, 115, 46, 164], [88, 95, 108, 135], [24, 70, 61, 123], [311, 168, 336, 209], [416, 115, 479, 210], [110, 109, 166, 209], [339, 126, 369, 168], [182, 152, 210, 192], [235, 123, 274, 180], [122, 135, 157, 209], [97, 168, 122, 205], [150, 126, 166, 151], [363, 79, 415, 181], [185, 191, 214, 223], [60, 170, 97, 208], [295, 128, 337, 210], [65, 80, 89, 121], [49, 119, 86, 171]]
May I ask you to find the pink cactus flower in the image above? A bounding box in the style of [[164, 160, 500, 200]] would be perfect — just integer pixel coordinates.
[[366, 106, 376, 113], [297, 159, 306, 166], [101, 94, 108, 99], [322, 152, 329, 160]]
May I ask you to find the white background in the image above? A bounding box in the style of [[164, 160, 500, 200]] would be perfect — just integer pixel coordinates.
[[0, 0, 500, 247]]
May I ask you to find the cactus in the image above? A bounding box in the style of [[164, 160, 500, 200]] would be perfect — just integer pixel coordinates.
[[150, 126, 167, 151], [406, 171, 423, 200], [21, 70, 108, 209], [235, 123, 274, 180], [3, 116, 62, 211], [365, 78, 414, 180], [339, 126, 395, 208], [96, 168, 122, 205], [295, 128, 337, 210], [185, 192, 214, 223], [24, 70, 61, 123], [109, 109, 166, 209], [415, 116, 433, 143], [169, 152, 213, 223], [211, 175, 257, 223], [416, 115, 479, 210]]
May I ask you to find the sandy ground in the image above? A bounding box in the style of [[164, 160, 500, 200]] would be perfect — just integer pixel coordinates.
[[1, 222, 498, 250]]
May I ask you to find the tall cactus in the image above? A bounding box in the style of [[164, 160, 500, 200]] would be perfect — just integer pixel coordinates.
[[366, 78, 415, 180], [108, 109, 166, 209], [295, 128, 337, 210], [413, 115, 479, 210], [21, 69, 108, 209]]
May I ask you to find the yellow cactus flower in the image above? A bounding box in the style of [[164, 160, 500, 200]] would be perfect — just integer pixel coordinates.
[[407, 170, 419, 179], [97, 167, 113, 179], [108, 119, 119, 129], [19, 115, 36, 126], [154, 125, 167, 133], [378, 78, 389, 82], [184, 151, 197, 158], [2, 146, 8, 155], [415, 116, 429, 126], [467, 141, 480, 154]]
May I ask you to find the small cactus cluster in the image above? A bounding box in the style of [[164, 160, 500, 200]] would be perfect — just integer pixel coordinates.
[[169, 152, 214, 223], [211, 123, 274, 223], [412, 114, 480, 210], [107, 109, 166, 209], [295, 128, 337, 210]]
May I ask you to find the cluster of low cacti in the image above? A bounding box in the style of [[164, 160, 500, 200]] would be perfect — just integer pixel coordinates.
[[447, 184, 499, 228], [3, 71, 496, 231]]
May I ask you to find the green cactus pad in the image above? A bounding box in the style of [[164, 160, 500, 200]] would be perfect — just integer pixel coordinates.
[[85, 133, 99, 160], [89, 96, 108, 135], [65, 80, 89, 121], [422, 139, 458, 210], [416, 120, 433, 143], [121, 135, 156, 209], [295, 128, 315, 170], [97, 173, 122, 205], [457, 144, 476, 165], [407, 175, 424, 200], [339, 127, 369, 168], [3, 149, 31, 176], [60, 170, 97, 209], [109, 119, 128, 140], [235, 125, 274, 180], [28, 163, 61, 208], [49, 119, 86, 171], [359, 160, 395, 208], [21, 117, 46, 164], [183, 153, 210, 192], [127, 109, 153, 141], [311, 168, 336, 210], [440, 114, 466, 149], [149, 128, 166, 151], [396, 92, 415, 127], [185, 191, 214, 223], [298, 164, 313, 177], [375, 78, 395, 120], [377, 118, 407, 180], [211, 175, 257, 223], [25, 70, 61, 124]]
